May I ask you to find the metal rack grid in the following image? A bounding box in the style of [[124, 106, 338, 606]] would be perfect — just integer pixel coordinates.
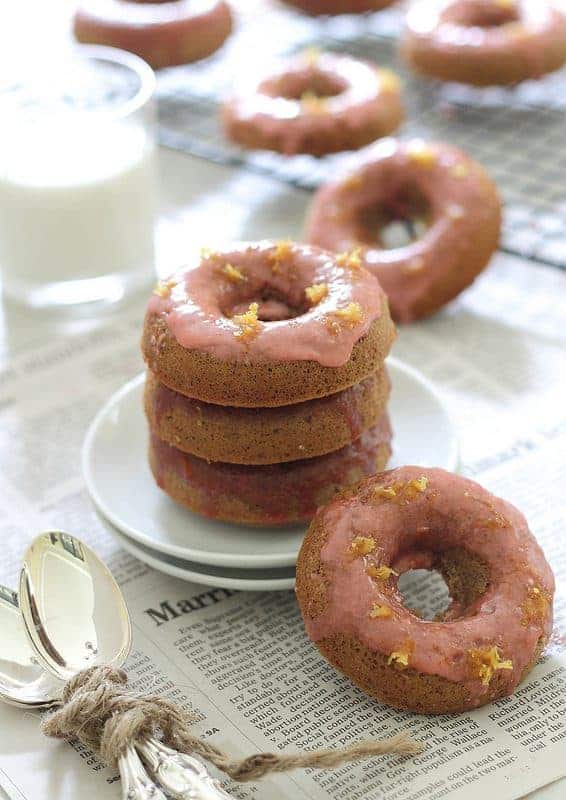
[[156, 4, 566, 270]]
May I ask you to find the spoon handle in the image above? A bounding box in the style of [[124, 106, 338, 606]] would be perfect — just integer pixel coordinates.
[[138, 737, 234, 800], [119, 744, 168, 800]]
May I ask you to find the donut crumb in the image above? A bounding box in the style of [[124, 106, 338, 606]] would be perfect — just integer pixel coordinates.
[[305, 283, 329, 305], [232, 302, 262, 341], [350, 536, 376, 556], [468, 646, 513, 686], [403, 257, 426, 275], [369, 603, 393, 619]]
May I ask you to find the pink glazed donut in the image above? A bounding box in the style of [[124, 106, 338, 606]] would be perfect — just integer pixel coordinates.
[[73, 0, 233, 70], [222, 52, 404, 157], [296, 466, 555, 713], [281, 0, 396, 14], [402, 0, 566, 86], [306, 138, 501, 323]]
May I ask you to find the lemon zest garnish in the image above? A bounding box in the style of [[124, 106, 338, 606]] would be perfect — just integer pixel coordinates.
[[367, 564, 398, 581], [269, 240, 292, 273], [200, 247, 216, 259], [153, 278, 176, 298], [369, 603, 393, 619], [350, 536, 376, 556], [333, 302, 364, 325], [522, 586, 550, 627], [378, 68, 401, 93], [373, 476, 428, 502], [407, 140, 436, 168], [336, 247, 363, 270], [232, 302, 261, 341], [468, 646, 513, 686], [342, 173, 363, 191], [451, 163, 470, 179], [301, 91, 328, 114], [223, 263, 246, 283], [305, 283, 328, 305], [303, 46, 321, 66], [388, 646, 411, 668]]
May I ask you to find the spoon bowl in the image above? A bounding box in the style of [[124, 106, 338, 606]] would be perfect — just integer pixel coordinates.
[[0, 584, 59, 709], [19, 530, 131, 682]]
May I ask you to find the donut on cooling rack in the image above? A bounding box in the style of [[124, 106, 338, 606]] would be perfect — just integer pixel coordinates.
[[142, 241, 395, 406], [148, 415, 392, 526], [281, 0, 396, 14], [144, 367, 390, 464], [73, 0, 233, 70], [222, 51, 404, 156], [306, 138, 501, 323], [296, 466, 554, 713], [402, 0, 566, 86]]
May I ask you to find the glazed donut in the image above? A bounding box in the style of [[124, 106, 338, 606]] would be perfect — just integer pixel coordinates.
[[148, 416, 392, 526], [281, 0, 396, 15], [296, 466, 554, 713], [144, 367, 390, 464], [73, 0, 233, 70], [402, 0, 566, 86], [222, 52, 403, 156], [142, 241, 395, 407], [306, 138, 501, 323]]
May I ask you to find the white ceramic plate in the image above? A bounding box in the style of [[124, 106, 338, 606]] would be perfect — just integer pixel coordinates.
[[82, 357, 458, 570], [108, 523, 296, 591]]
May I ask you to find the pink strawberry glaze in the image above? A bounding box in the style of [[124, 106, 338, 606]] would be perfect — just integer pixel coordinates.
[[147, 241, 387, 368], [306, 138, 500, 323], [222, 52, 403, 156], [150, 414, 392, 524], [406, 0, 566, 78], [303, 466, 554, 704]]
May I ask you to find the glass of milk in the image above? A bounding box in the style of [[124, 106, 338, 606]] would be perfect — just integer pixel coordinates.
[[0, 46, 157, 309]]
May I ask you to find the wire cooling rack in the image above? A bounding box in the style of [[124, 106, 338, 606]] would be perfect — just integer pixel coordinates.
[[156, 3, 566, 270]]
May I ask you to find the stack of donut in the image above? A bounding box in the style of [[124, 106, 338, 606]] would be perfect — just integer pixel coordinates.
[[141, 240, 396, 526]]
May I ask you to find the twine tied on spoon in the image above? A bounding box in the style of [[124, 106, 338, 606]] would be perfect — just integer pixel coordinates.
[[41, 665, 423, 782]]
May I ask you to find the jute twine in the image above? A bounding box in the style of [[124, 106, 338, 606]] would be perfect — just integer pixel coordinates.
[[41, 666, 423, 782]]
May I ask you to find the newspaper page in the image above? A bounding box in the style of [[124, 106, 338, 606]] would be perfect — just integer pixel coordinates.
[[0, 252, 565, 800]]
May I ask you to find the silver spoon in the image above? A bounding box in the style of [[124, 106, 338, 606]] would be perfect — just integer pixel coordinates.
[[18, 530, 232, 800]]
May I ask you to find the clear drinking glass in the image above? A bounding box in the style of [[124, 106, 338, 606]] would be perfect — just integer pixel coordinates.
[[0, 45, 157, 309]]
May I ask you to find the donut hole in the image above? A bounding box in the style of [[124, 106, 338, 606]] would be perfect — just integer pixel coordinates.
[[222, 287, 309, 322], [443, 1, 519, 28], [398, 569, 451, 620], [396, 547, 490, 621], [262, 69, 348, 101], [360, 183, 431, 249]]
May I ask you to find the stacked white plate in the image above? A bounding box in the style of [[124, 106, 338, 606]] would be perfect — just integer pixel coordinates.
[[82, 357, 458, 591]]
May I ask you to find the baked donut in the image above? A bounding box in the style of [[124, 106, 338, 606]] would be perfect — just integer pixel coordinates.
[[142, 241, 395, 407], [402, 0, 566, 86], [281, 0, 396, 15], [296, 466, 554, 713], [222, 52, 403, 156], [73, 0, 233, 70], [306, 138, 501, 323], [149, 415, 392, 526], [145, 367, 390, 464]]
